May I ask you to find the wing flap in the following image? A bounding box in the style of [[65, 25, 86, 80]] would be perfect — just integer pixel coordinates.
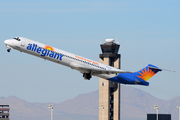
[[78, 66, 131, 74]]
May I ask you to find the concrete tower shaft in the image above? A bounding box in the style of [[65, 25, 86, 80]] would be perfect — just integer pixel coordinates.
[[99, 39, 121, 120]]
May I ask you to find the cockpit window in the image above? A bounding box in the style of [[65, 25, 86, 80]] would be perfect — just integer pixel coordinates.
[[13, 37, 21, 41]]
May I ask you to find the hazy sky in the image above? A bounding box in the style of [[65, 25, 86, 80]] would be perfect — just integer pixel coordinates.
[[1, 0, 180, 103]]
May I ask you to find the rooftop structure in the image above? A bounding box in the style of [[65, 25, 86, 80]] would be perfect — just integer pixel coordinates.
[[0, 105, 10, 120]]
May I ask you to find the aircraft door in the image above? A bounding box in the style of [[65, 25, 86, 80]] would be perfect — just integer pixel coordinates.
[[21, 38, 26, 47]]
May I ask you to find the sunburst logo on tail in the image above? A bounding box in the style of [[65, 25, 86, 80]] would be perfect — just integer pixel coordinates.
[[137, 67, 156, 81], [45, 45, 54, 51]]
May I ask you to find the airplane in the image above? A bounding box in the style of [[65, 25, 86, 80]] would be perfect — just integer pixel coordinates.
[[4, 37, 163, 86]]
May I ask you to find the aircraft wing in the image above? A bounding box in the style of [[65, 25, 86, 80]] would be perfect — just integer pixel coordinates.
[[77, 66, 131, 74]]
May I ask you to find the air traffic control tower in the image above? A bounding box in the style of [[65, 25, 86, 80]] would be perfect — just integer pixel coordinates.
[[99, 39, 120, 120]]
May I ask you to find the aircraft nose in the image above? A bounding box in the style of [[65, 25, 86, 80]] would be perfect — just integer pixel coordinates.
[[4, 39, 14, 46], [4, 40, 10, 45]]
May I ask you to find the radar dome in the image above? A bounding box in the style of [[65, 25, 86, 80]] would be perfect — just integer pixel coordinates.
[[105, 39, 115, 43]]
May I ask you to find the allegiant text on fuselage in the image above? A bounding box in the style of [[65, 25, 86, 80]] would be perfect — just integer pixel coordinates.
[[27, 43, 63, 60]]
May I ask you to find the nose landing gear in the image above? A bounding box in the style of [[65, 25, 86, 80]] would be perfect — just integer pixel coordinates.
[[5, 45, 12, 52], [7, 48, 11, 52]]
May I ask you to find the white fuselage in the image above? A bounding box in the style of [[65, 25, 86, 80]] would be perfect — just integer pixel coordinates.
[[4, 37, 120, 80]]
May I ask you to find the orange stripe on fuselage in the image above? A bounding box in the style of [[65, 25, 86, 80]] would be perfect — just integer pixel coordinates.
[[87, 60, 92, 62], [92, 61, 98, 65], [75, 55, 99, 65]]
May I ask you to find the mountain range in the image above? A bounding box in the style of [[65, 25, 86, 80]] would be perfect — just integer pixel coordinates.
[[0, 85, 179, 120]]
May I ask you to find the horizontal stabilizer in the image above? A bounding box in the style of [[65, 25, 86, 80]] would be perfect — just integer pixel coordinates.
[[148, 66, 175, 72]]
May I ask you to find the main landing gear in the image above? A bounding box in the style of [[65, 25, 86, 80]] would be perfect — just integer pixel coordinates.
[[83, 73, 92, 80]]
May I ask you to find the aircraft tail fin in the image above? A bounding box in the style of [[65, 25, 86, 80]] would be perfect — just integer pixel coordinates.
[[133, 64, 162, 81]]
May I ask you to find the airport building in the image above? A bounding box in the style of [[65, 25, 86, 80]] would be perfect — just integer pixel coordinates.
[[147, 114, 171, 120], [99, 39, 120, 120], [0, 105, 10, 120]]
